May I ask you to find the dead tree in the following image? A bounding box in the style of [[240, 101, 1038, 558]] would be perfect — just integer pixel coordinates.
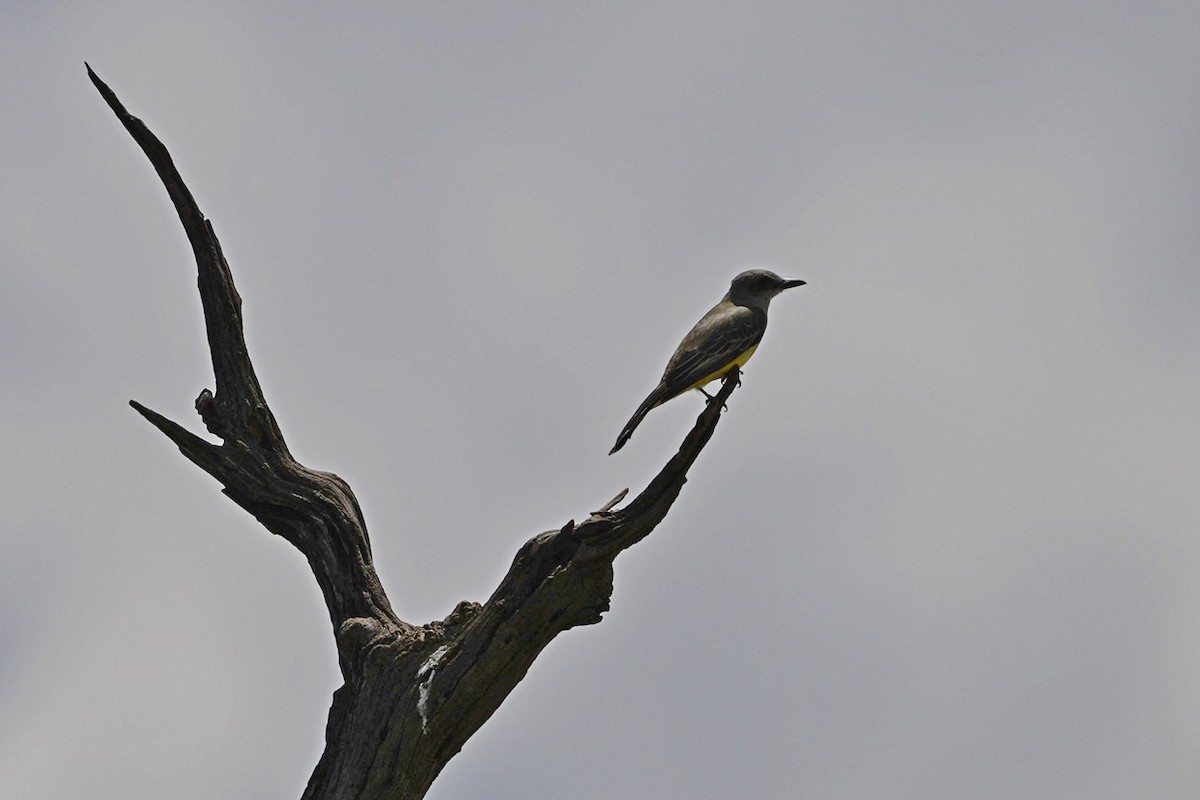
[[88, 64, 741, 800]]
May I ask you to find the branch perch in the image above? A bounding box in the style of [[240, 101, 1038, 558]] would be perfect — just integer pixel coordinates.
[[92, 63, 738, 800]]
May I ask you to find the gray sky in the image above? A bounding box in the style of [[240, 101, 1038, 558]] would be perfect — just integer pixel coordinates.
[[4, 2, 1199, 798]]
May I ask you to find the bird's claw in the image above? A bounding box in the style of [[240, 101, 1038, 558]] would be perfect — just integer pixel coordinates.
[[699, 386, 730, 411], [702, 367, 742, 410]]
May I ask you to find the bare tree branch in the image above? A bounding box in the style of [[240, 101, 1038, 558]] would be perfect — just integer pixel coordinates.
[[87, 63, 279, 447], [92, 63, 737, 800]]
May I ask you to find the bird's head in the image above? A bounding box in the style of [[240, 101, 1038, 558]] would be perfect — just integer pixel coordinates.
[[727, 269, 806, 309]]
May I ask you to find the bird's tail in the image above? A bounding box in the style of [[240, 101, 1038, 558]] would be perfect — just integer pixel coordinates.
[[609, 389, 665, 454]]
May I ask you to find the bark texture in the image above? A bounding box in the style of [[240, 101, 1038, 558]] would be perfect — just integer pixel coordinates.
[[89, 64, 739, 800]]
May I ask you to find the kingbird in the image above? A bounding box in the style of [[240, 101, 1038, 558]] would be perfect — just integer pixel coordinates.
[[610, 269, 805, 454]]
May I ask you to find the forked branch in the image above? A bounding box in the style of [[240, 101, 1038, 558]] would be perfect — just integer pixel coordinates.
[[91, 64, 737, 800]]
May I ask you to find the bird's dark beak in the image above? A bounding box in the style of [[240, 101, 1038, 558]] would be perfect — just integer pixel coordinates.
[[781, 279, 806, 290]]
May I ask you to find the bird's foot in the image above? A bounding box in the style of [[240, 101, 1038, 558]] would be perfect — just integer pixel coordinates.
[[699, 386, 729, 411]]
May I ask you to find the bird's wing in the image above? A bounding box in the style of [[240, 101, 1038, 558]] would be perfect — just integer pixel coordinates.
[[659, 302, 765, 399]]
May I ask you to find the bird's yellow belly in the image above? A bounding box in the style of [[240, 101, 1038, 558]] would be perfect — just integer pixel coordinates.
[[684, 343, 759, 392]]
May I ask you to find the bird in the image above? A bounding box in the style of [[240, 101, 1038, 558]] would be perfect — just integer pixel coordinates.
[[609, 269, 805, 454]]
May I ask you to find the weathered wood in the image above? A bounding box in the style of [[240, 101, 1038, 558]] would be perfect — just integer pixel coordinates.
[[91, 63, 737, 800]]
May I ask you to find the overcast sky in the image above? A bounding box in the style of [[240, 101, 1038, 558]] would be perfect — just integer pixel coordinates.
[[3, 2, 1199, 798]]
